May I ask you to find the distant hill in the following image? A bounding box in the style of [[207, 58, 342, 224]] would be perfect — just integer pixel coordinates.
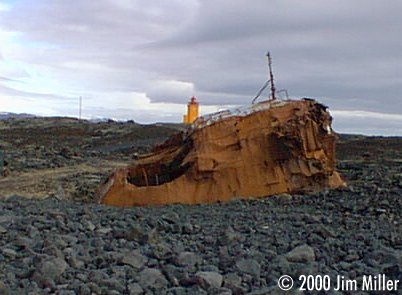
[[0, 112, 36, 120]]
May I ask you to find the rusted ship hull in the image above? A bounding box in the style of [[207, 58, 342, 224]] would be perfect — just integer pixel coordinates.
[[97, 99, 345, 207]]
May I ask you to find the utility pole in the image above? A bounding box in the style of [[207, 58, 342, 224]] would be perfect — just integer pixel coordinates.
[[79, 96, 82, 119], [0, 150, 3, 176], [267, 52, 276, 101]]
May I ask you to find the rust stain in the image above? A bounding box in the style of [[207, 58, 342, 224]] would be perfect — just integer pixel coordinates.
[[97, 98, 345, 207]]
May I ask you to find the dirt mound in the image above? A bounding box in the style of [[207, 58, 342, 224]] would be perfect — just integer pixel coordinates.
[[0, 118, 179, 201]]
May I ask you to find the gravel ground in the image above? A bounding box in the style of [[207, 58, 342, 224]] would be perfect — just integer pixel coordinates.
[[0, 117, 181, 200], [0, 119, 401, 294], [0, 160, 401, 294], [0, 117, 180, 174]]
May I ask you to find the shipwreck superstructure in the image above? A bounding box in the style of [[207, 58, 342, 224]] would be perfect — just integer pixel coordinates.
[[97, 98, 345, 207], [97, 53, 345, 207]]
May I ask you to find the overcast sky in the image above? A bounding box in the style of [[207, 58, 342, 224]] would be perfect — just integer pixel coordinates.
[[0, 0, 401, 135]]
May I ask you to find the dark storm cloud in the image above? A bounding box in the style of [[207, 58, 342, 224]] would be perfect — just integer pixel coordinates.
[[142, 0, 402, 112]]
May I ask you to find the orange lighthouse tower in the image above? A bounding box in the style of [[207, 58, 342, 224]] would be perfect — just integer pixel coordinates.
[[183, 96, 199, 124]]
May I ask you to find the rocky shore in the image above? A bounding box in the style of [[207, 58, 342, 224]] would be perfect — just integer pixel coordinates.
[[1, 169, 401, 294], [0, 118, 401, 294]]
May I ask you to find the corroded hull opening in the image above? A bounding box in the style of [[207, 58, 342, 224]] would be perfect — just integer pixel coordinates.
[[97, 99, 345, 207]]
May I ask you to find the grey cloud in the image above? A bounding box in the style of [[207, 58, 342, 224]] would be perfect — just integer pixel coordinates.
[[140, 0, 402, 110], [0, 76, 17, 82], [144, 80, 194, 104], [0, 0, 197, 93], [332, 111, 402, 136], [1, 1, 185, 73], [1, 0, 195, 41], [152, 0, 402, 48], [0, 84, 74, 101]]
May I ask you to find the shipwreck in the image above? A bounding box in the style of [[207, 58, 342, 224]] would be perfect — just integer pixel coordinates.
[[97, 53, 345, 207]]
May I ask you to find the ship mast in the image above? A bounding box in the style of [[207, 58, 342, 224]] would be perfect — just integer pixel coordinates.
[[267, 52, 276, 101]]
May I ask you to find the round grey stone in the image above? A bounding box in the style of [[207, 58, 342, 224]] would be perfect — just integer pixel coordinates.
[[138, 268, 168, 290], [236, 259, 261, 277], [285, 244, 316, 263], [195, 271, 223, 289]]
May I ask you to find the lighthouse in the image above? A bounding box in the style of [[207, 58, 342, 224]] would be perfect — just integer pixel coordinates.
[[183, 96, 199, 124]]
